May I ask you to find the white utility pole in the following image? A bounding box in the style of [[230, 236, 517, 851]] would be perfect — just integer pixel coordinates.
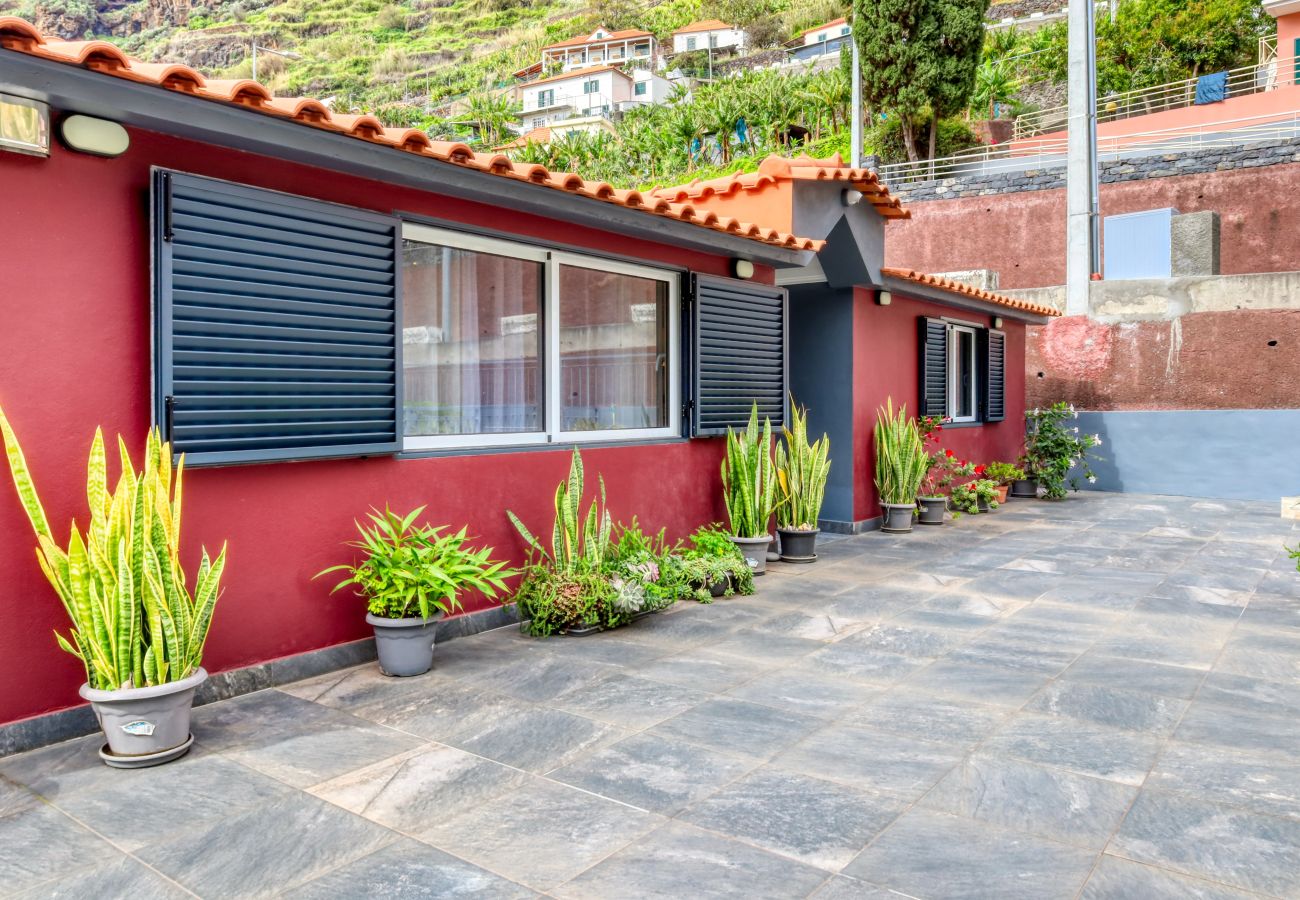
[[851, 30, 863, 168], [1065, 0, 1098, 316], [251, 44, 301, 83]]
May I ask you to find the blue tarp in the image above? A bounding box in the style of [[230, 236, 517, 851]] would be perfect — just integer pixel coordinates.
[[1194, 71, 1228, 104]]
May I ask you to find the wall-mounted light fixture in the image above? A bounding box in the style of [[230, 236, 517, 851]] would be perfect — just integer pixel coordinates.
[[59, 115, 130, 158], [877, 291, 892, 306], [0, 94, 50, 157], [992, 316, 1003, 328], [732, 259, 755, 280], [842, 188, 864, 206]]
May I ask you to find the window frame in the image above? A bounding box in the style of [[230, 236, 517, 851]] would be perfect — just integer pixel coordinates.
[[399, 222, 680, 452], [945, 321, 979, 424]]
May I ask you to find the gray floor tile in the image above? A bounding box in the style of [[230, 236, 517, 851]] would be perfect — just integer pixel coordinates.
[[1112, 789, 1300, 896], [450, 707, 626, 774], [136, 793, 395, 899], [708, 627, 828, 662], [13, 855, 191, 900], [278, 664, 450, 712], [902, 659, 1051, 707], [548, 732, 756, 814], [634, 648, 777, 692], [680, 767, 905, 870], [0, 775, 39, 817], [921, 753, 1138, 849], [309, 743, 531, 835], [1174, 701, 1300, 755], [853, 688, 1011, 745], [354, 681, 535, 741], [51, 754, 293, 850], [552, 672, 712, 729], [1059, 654, 1206, 699], [1147, 740, 1300, 821], [801, 643, 931, 684], [484, 653, 619, 703], [0, 804, 122, 895], [1080, 854, 1259, 900], [283, 837, 534, 899], [724, 668, 883, 719], [808, 875, 903, 899], [552, 821, 829, 899], [843, 808, 1097, 900], [1213, 630, 1300, 682], [0, 734, 127, 799], [1195, 670, 1300, 717], [420, 779, 661, 891], [1026, 682, 1189, 736], [772, 723, 964, 799], [649, 697, 823, 760], [982, 713, 1162, 785]]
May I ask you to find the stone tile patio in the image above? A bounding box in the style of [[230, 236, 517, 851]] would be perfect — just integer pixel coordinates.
[[3, 492, 1299, 899]]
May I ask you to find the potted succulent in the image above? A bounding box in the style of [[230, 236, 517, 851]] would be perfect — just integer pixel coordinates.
[[952, 478, 1000, 514], [775, 397, 831, 562], [685, 524, 754, 598], [0, 413, 226, 768], [1023, 403, 1103, 500], [985, 461, 1026, 503], [722, 403, 781, 575], [874, 399, 931, 534], [320, 507, 514, 676]]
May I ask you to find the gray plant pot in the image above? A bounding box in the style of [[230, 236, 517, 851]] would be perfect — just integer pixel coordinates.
[[777, 527, 819, 563], [977, 497, 990, 513], [368, 612, 443, 677], [80, 666, 207, 768], [881, 503, 916, 534], [1010, 478, 1039, 499], [730, 534, 772, 576], [917, 496, 946, 525]]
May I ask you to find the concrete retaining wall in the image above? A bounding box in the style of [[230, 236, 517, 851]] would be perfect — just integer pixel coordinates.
[[1076, 409, 1300, 501]]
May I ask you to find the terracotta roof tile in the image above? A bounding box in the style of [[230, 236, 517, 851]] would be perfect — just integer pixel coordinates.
[[524, 63, 632, 88], [651, 152, 910, 220], [542, 28, 653, 50], [882, 268, 1060, 318], [0, 16, 821, 254], [674, 19, 733, 34], [492, 126, 551, 152]]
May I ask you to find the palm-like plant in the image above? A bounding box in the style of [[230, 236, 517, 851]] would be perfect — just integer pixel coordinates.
[[873, 399, 931, 507], [972, 59, 1019, 120], [722, 404, 781, 538], [775, 398, 831, 530], [462, 89, 521, 148]]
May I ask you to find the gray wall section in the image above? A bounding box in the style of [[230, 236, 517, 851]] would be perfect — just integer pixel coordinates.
[[1077, 409, 1300, 501], [789, 284, 857, 525]]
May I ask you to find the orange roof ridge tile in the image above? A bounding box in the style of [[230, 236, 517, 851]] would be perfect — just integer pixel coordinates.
[[881, 268, 1060, 318], [0, 16, 823, 254]]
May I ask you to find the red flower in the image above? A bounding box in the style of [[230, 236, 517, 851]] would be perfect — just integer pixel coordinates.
[[974, 465, 987, 475], [945, 449, 954, 457]]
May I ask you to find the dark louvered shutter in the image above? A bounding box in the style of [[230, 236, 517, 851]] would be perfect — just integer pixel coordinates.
[[985, 329, 1006, 422], [919, 317, 948, 417], [690, 274, 787, 436], [154, 171, 401, 465]]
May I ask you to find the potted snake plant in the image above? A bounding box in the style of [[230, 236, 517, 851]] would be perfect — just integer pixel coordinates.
[[775, 397, 830, 562], [319, 507, 514, 676], [0, 411, 226, 768], [874, 399, 931, 534], [722, 403, 781, 575]]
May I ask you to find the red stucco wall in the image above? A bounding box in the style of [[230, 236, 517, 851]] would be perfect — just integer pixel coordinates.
[[1027, 311, 1300, 411], [850, 288, 1028, 521], [885, 163, 1300, 289], [0, 127, 742, 726]]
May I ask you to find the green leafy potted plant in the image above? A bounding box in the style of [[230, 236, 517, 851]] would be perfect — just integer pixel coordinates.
[[775, 398, 830, 562], [874, 399, 930, 534], [722, 403, 781, 574], [984, 461, 1026, 504], [918, 451, 974, 526], [1, 412, 226, 768], [684, 524, 754, 599], [951, 478, 1000, 514], [1023, 403, 1102, 500], [319, 507, 514, 676]]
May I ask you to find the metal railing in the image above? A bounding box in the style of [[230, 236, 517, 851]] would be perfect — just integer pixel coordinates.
[[879, 109, 1300, 185], [1013, 53, 1300, 139]]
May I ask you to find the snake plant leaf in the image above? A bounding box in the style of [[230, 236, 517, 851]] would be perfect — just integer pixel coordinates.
[[0, 405, 54, 542]]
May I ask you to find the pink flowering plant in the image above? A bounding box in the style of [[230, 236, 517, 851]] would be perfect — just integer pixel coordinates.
[[1024, 402, 1102, 500], [917, 417, 975, 499]]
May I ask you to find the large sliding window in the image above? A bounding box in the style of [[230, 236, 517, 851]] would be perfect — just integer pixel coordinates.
[[401, 224, 678, 450]]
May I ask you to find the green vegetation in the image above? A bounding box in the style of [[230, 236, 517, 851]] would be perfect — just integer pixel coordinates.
[[722, 403, 781, 539], [873, 399, 930, 506], [775, 397, 831, 531]]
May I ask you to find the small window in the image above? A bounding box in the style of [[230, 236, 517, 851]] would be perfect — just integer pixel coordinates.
[[634, 81, 648, 96], [841, 26, 850, 36], [536, 89, 554, 108], [709, 35, 718, 48], [0, 94, 49, 157], [947, 324, 978, 423], [818, 33, 827, 42], [583, 79, 599, 94], [686, 37, 697, 50]]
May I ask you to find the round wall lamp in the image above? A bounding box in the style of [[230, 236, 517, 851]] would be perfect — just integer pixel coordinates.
[[842, 188, 864, 206], [59, 115, 130, 158], [732, 259, 755, 280], [993, 316, 1004, 328]]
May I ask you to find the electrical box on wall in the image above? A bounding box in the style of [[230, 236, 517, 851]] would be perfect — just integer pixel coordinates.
[[1103, 208, 1176, 280]]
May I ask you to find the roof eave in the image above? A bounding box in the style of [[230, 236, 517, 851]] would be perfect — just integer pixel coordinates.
[[878, 275, 1055, 324], [0, 52, 813, 268]]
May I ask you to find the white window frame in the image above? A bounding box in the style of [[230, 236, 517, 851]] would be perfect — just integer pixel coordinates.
[[400, 223, 680, 451], [946, 322, 979, 423]]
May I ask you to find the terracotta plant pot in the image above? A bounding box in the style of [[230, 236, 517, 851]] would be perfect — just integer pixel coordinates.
[[80, 666, 207, 768], [995, 484, 1010, 504], [368, 612, 443, 677], [917, 496, 946, 525]]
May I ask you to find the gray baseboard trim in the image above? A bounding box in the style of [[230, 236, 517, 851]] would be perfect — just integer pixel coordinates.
[[0, 602, 522, 759], [819, 515, 883, 535]]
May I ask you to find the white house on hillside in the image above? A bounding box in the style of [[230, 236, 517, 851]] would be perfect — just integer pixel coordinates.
[[515, 64, 672, 131], [787, 16, 852, 62], [539, 27, 658, 73], [671, 20, 746, 54]]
